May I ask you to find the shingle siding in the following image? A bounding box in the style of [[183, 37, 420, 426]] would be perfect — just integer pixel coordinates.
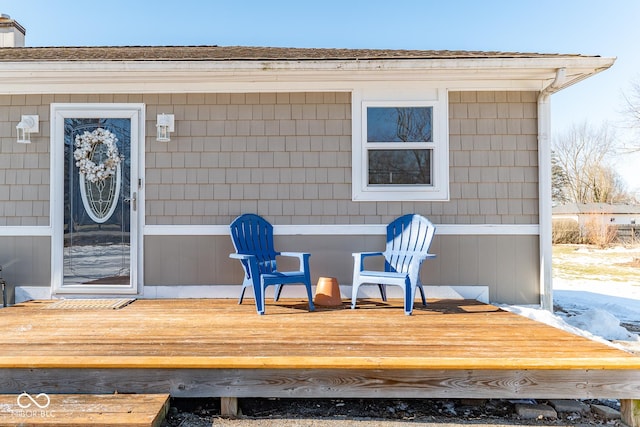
[[143, 90, 538, 225], [0, 90, 538, 226], [0, 95, 49, 226], [145, 91, 353, 225], [447, 90, 538, 225]]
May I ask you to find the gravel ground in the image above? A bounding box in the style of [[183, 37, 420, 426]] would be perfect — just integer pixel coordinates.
[[161, 397, 626, 426]]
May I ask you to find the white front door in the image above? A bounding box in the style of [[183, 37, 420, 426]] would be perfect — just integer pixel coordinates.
[[51, 104, 144, 295]]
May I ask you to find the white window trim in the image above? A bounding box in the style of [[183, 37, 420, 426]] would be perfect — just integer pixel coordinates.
[[352, 89, 449, 201]]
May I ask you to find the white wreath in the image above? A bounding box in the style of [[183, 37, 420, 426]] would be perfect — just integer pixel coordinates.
[[73, 128, 121, 183]]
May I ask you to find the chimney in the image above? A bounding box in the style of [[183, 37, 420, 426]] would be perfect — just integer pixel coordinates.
[[0, 14, 26, 47]]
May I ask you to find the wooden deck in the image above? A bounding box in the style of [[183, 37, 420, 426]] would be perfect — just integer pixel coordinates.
[[0, 298, 639, 423], [0, 393, 169, 426]]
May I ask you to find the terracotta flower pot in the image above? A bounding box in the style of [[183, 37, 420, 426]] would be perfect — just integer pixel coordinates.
[[313, 277, 342, 306]]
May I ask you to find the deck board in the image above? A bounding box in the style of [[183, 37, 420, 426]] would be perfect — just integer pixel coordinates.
[[0, 298, 639, 406], [0, 298, 637, 370], [0, 393, 169, 427]]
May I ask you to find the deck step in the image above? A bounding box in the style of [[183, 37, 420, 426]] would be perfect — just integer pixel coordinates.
[[0, 393, 169, 426]]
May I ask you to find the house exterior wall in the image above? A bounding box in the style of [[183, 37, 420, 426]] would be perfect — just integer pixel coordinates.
[[448, 91, 538, 224], [145, 92, 353, 225], [144, 234, 539, 304], [0, 90, 540, 305], [0, 95, 50, 226], [553, 212, 639, 226], [0, 236, 50, 303], [144, 91, 538, 225]]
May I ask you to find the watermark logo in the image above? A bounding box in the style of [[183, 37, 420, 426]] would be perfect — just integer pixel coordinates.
[[17, 392, 50, 409], [13, 392, 53, 418]]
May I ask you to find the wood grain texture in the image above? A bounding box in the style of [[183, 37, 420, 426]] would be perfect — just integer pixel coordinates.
[[1, 368, 639, 399], [220, 397, 238, 417], [621, 399, 640, 427], [0, 393, 169, 427], [0, 299, 638, 402]]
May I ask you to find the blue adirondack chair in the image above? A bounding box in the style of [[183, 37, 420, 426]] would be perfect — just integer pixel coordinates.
[[351, 214, 436, 315], [229, 213, 315, 315]]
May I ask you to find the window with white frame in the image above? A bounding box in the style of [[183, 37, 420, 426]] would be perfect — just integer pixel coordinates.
[[353, 95, 449, 201]]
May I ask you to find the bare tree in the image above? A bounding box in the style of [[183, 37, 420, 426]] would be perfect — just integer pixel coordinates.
[[552, 122, 631, 203], [622, 80, 640, 152]]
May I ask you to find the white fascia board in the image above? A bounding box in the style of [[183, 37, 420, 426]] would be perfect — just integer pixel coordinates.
[[0, 56, 615, 73], [0, 56, 614, 94]]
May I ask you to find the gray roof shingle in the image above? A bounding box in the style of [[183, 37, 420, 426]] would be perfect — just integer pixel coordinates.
[[0, 45, 592, 62]]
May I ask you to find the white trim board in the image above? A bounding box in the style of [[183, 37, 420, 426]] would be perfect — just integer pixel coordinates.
[[1, 223, 539, 238], [15, 286, 52, 303], [15, 284, 489, 304], [16, 283, 488, 303], [0, 227, 52, 237], [141, 284, 489, 304], [143, 224, 539, 236], [0, 56, 614, 95]]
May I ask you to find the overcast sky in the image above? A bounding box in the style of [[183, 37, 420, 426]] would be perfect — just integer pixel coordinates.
[[5, 0, 640, 192]]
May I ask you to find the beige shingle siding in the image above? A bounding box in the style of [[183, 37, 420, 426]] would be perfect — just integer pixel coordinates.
[[0, 90, 537, 227], [0, 95, 50, 226], [144, 90, 537, 226], [145, 92, 352, 225], [448, 90, 538, 225]]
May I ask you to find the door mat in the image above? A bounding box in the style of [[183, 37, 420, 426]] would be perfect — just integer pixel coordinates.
[[44, 298, 135, 310]]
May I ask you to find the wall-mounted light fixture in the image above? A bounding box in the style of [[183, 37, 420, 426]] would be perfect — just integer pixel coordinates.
[[16, 115, 39, 144], [156, 113, 175, 142]]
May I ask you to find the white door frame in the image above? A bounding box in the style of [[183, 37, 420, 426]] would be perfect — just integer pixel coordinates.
[[50, 103, 145, 295]]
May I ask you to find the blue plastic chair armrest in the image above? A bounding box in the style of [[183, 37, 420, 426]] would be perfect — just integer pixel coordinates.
[[279, 252, 311, 270], [279, 251, 310, 259]]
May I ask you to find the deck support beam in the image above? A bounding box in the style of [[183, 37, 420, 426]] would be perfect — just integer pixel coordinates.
[[220, 397, 239, 417], [1, 368, 639, 400], [621, 399, 640, 427]]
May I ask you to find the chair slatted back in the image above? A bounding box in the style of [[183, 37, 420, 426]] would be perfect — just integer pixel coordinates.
[[229, 214, 278, 276], [384, 214, 435, 273]]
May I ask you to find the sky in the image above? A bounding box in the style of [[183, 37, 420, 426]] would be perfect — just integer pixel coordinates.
[[4, 0, 640, 194]]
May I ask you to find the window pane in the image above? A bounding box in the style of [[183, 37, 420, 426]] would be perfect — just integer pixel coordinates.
[[368, 150, 432, 185], [367, 107, 433, 143]]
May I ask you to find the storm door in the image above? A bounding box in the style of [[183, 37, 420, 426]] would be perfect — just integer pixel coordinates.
[[51, 104, 143, 294]]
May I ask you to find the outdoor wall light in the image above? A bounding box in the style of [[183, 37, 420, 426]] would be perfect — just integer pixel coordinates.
[[16, 115, 39, 144], [156, 113, 175, 142]]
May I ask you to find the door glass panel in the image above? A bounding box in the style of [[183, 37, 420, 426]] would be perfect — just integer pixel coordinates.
[[63, 118, 131, 286]]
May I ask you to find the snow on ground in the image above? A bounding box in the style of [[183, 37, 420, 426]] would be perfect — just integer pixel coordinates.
[[502, 302, 640, 354], [498, 247, 640, 354], [553, 278, 640, 333]]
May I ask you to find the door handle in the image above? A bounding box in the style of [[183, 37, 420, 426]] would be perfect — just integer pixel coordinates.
[[124, 192, 137, 211]]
